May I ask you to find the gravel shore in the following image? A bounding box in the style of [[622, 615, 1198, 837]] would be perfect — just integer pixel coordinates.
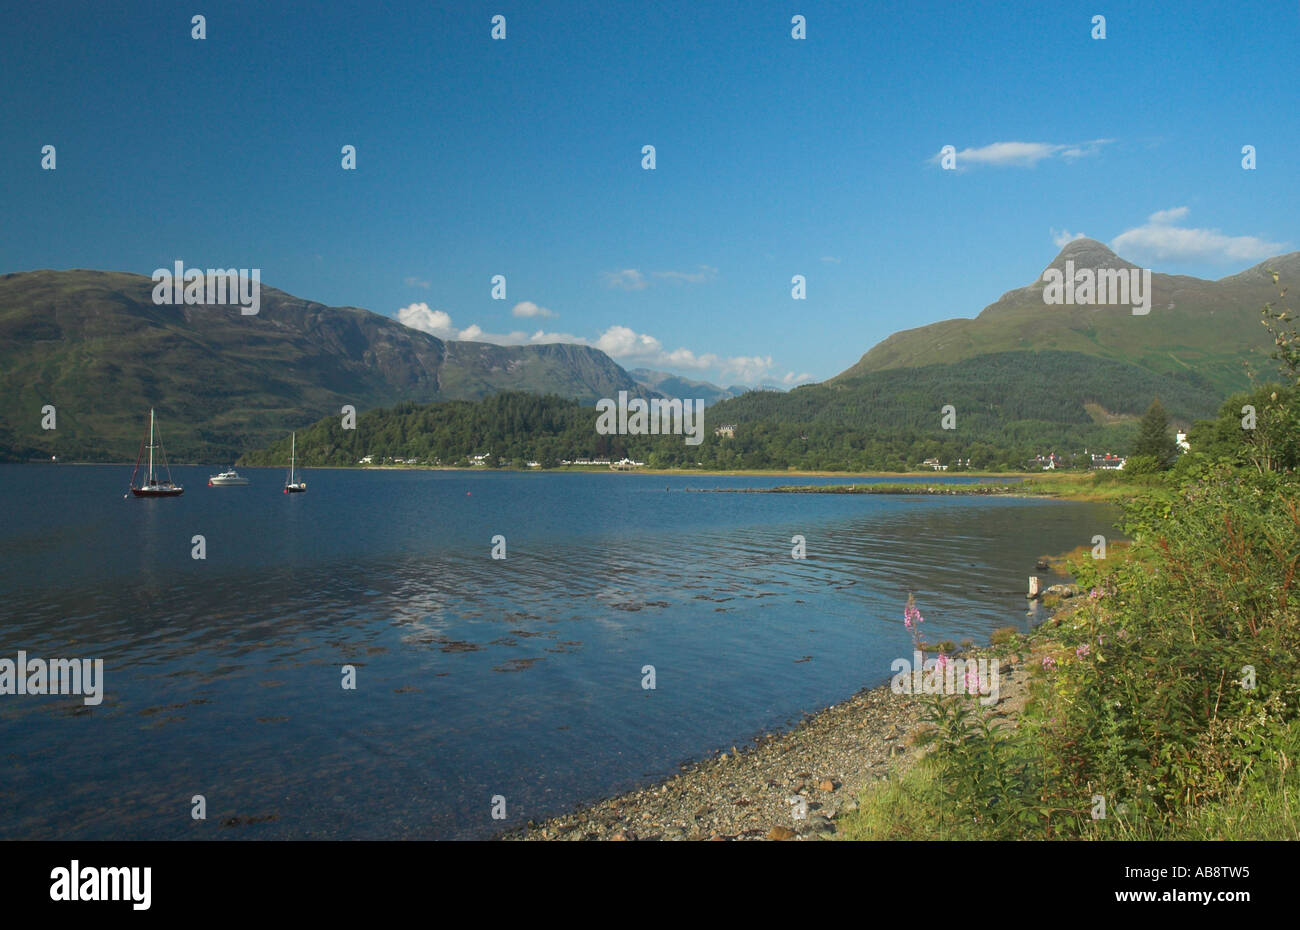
[[503, 649, 1033, 841]]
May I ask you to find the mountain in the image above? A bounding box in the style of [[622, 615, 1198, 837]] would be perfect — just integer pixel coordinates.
[[629, 368, 746, 407], [836, 239, 1300, 397], [0, 269, 645, 462], [700, 241, 1299, 458]]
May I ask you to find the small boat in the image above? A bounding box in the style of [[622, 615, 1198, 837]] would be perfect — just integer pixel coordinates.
[[127, 408, 184, 498], [208, 468, 249, 487], [284, 432, 307, 493]]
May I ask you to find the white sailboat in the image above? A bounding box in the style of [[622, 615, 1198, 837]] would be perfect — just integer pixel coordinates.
[[127, 408, 184, 497], [283, 432, 307, 493]]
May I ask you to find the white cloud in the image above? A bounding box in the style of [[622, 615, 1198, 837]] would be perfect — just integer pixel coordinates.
[[398, 304, 552, 344], [604, 265, 720, 289], [511, 301, 555, 319], [933, 139, 1112, 169], [595, 325, 663, 358], [653, 265, 718, 284], [522, 329, 587, 344], [397, 303, 458, 339], [781, 371, 814, 385], [595, 331, 779, 386], [719, 355, 775, 384], [396, 306, 786, 386], [601, 269, 648, 290], [1147, 206, 1190, 225], [1056, 140, 1113, 161], [1111, 207, 1287, 263], [403, 276, 431, 289], [1052, 228, 1087, 247]]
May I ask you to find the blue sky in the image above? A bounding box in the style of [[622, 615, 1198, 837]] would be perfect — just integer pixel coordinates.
[[2, 0, 1296, 387]]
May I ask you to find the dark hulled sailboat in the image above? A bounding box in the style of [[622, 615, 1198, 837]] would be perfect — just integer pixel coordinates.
[[283, 431, 307, 493]]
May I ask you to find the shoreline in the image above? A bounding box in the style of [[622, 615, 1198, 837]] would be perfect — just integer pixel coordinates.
[[692, 482, 1030, 497], [500, 644, 1034, 841], [10, 461, 1045, 481]]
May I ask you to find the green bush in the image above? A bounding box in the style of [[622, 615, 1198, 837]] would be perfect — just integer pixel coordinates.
[[860, 464, 1300, 839]]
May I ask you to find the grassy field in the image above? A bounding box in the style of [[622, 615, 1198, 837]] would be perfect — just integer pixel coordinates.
[[750, 470, 1162, 502]]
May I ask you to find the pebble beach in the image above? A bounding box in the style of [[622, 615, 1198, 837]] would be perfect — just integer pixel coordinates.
[[504, 648, 1034, 841]]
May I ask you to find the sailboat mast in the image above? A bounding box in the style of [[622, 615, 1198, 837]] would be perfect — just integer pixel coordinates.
[[148, 408, 155, 481], [291, 432, 296, 483]]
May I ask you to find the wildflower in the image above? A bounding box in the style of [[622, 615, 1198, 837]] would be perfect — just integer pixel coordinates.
[[936, 653, 949, 670], [1088, 588, 1103, 600], [1042, 655, 1057, 669], [1076, 644, 1091, 658], [903, 593, 924, 630], [964, 668, 981, 693]]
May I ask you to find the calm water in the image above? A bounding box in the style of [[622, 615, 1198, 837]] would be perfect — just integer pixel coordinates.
[[0, 465, 1116, 839]]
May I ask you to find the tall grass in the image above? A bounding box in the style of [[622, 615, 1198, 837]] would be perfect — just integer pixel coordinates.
[[840, 463, 1300, 840]]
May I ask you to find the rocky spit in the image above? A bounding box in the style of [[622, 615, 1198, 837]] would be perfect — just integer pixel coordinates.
[[503, 651, 1033, 841]]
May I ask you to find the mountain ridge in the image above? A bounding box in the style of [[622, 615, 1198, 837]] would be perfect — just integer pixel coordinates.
[[835, 239, 1299, 395], [0, 268, 649, 461]]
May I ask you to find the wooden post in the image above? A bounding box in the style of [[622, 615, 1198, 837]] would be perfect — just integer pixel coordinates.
[[1028, 576, 1040, 599]]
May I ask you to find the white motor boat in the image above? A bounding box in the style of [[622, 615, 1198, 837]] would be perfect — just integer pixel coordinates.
[[208, 468, 250, 487]]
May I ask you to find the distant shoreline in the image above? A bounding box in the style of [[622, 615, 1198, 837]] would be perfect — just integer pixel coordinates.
[[9, 462, 1129, 502], [693, 482, 1028, 496], [10, 461, 1045, 481]]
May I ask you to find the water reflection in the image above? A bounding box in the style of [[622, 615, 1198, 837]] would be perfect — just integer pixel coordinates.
[[0, 466, 1116, 838]]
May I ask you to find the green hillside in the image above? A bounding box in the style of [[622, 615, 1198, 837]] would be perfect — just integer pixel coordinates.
[[702, 349, 1223, 464], [0, 269, 645, 462], [837, 239, 1298, 396], [244, 350, 1225, 473]]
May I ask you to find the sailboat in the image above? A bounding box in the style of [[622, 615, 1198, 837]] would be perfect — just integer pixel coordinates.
[[127, 408, 184, 497], [283, 432, 307, 493]]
